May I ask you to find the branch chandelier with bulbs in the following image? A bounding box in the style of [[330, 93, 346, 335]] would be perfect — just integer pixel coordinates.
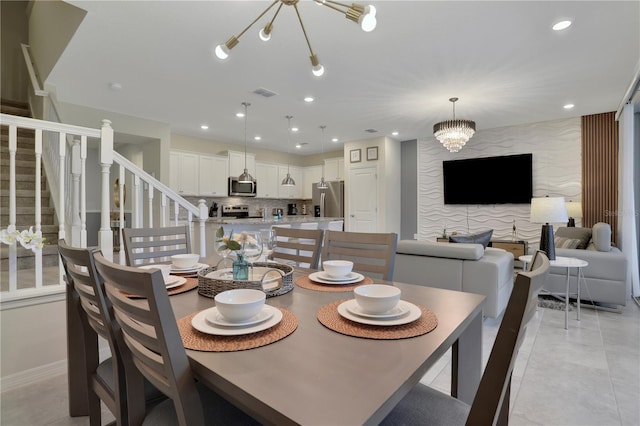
[[214, 0, 377, 77], [433, 97, 476, 153]]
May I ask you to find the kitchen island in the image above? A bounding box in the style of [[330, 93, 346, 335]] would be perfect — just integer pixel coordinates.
[[195, 216, 344, 257]]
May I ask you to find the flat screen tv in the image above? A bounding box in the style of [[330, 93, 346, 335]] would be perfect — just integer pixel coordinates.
[[443, 154, 533, 204]]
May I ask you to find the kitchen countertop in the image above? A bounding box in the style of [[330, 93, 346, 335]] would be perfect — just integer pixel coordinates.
[[207, 216, 343, 225]]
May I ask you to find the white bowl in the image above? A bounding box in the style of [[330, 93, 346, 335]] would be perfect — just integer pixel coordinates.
[[322, 260, 354, 278], [138, 264, 171, 281], [214, 289, 266, 323], [354, 284, 401, 315], [171, 253, 199, 269]]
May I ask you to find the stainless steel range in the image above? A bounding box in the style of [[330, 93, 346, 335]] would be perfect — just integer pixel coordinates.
[[221, 205, 250, 218]]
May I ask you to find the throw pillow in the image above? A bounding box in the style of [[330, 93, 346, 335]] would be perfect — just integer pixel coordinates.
[[555, 226, 592, 249], [591, 222, 612, 252], [449, 229, 493, 249], [554, 236, 582, 249]]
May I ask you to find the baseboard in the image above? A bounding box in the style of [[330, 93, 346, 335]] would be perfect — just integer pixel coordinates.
[[0, 347, 111, 393]]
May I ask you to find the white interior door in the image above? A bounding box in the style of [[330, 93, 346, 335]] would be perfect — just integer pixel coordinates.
[[348, 166, 378, 232]]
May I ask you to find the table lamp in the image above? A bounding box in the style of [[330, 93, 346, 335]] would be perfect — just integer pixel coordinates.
[[530, 196, 568, 260], [565, 200, 582, 227]]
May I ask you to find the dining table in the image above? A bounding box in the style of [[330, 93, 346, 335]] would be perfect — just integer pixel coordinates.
[[166, 259, 486, 426]]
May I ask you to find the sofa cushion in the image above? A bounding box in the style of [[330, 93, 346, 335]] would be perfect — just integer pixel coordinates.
[[449, 230, 493, 248], [591, 222, 612, 252], [554, 236, 582, 249], [555, 227, 591, 249], [397, 240, 483, 260]]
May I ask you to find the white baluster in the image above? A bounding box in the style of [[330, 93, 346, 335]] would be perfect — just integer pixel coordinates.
[[147, 183, 154, 228], [8, 125, 17, 292], [99, 120, 114, 260], [58, 131, 67, 282], [160, 193, 167, 227], [80, 136, 87, 247], [118, 166, 125, 264], [174, 200, 179, 226], [198, 199, 208, 256], [71, 139, 81, 247], [34, 129, 43, 287], [133, 175, 141, 228]]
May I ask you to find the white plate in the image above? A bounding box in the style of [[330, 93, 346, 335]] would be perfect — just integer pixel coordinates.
[[205, 306, 274, 328], [346, 302, 410, 319], [164, 275, 187, 289], [192, 305, 282, 336], [337, 300, 422, 326], [170, 262, 208, 273], [309, 271, 365, 285], [317, 271, 361, 282]]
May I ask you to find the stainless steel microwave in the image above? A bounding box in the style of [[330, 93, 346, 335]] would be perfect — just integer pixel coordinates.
[[228, 177, 257, 197]]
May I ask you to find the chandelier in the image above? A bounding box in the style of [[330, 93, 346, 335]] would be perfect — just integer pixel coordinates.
[[433, 97, 476, 153], [214, 0, 377, 77]]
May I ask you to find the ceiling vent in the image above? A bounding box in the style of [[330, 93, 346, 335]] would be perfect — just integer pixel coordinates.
[[364, 128, 378, 133], [253, 87, 279, 98]]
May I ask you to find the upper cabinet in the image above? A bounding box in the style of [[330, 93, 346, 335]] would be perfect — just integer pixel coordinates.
[[169, 151, 199, 195], [303, 165, 323, 199], [198, 154, 228, 196], [228, 150, 256, 179], [255, 162, 279, 198], [324, 157, 345, 181]]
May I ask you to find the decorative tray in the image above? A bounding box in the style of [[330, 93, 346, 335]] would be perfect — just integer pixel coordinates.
[[197, 262, 294, 298]]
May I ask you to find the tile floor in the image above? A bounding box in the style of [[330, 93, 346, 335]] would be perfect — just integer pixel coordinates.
[[1, 301, 638, 425]]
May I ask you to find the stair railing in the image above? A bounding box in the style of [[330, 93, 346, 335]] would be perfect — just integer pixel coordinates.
[[0, 113, 208, 304]]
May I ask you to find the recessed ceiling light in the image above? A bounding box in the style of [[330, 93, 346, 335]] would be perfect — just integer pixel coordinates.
[[391, 131, 399, 136], [331, 138, 339, 142], [108, 82, 122, 91], [304, 96, 314, 102], [563, 104, 575, 109], [254, 136, 261, 141], [200, 125, 209, 130], [236, 112, 245, 118], [295, 143, 301, 148], [291, 127, 299, 132], [552, 20, 572, 31]]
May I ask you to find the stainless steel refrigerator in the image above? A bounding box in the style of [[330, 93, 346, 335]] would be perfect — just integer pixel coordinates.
[[312, 181, 344, 217]]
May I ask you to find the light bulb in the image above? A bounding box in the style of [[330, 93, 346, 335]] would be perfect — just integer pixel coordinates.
[[360, 14, 377, 32], [214, 44, 229, 60], [312, 63, 325, 77], [259, 28, 271, 41]]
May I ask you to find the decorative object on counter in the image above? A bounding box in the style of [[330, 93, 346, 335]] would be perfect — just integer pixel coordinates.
[[530, 196, 568, 261], [301, 204, 307, 215], [433, 97, 476, 153], [282, 115, 296, 187], [317, 125, 329, 189], [198, 262, 294, 299], [237, 102, 255, 183], [512, 219, 517, 242], [213, 0, 376, 77], [209, 201, 219, 217], [565, 200, 582, 227]]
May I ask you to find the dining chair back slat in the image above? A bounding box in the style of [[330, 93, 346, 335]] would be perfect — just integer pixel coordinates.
[[59, 240, 155, 426], [321, 230, 398, 280], [271, 227, 323, 269], [122, 225, 191, 266]]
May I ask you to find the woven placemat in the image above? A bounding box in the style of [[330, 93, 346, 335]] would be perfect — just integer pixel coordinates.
[[177, 308, 298, 352], [295, 275, 374, 292], [317, 299, 438, 340]]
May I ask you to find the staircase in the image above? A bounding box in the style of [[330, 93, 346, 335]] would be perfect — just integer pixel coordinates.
[[1, 99, 59, 271]]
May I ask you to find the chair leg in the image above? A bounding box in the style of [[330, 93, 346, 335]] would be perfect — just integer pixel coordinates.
[[88, 389, 102, 426], [496, 376, 511, 426]]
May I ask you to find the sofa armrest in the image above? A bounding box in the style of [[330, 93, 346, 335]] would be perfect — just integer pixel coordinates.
[[397, 240, 484, 260], [554, 247, 627, 281]]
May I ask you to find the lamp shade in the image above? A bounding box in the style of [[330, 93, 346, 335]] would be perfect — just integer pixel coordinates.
[[565, 201, 583, 219], [530, 197, 569, 224]]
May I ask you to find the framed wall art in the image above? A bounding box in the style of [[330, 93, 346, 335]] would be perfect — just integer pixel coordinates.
[[350, 149, 361, 163], [366, 146, 378, 161]]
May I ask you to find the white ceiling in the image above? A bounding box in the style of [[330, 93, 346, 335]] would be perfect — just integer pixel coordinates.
[[47, 1, 639, 154]]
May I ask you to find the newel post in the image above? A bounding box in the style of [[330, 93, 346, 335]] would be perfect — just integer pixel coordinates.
[[99, 119, 114, 260], [198, 199, 208, 256]]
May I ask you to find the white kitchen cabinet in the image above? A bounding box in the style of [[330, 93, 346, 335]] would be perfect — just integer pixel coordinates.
[[255, 162, 279, 198], [198, 154, 228, 196], [303, 165, 323, 199], [278, 165, 303, 199], [169, 151, 199, 195], [228, 150, 256, 179], [324, 157, 345, 181]]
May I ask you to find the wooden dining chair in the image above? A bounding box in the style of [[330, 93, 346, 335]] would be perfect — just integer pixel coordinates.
[[271, 226, 324, 269], [59, 240, 165, 426], [93, 252, 259, 426], [321, 230, 398, 280], [381, 252, 550, 426], [122, 225, 191, 266]]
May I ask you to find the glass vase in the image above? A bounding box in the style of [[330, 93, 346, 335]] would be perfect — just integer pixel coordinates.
[[232, 252, 249, 280]]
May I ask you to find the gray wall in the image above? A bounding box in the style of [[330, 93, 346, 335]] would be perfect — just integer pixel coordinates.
[[1, 0, 28, 101], [400, 139, 417, 240]]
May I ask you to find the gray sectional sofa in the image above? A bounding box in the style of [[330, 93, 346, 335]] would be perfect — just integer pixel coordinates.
[[393, 240, 514, 318], [545, 222, 627, 308]]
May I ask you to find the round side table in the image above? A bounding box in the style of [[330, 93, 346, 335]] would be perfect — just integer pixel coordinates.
[[519, 255, 588, 330]]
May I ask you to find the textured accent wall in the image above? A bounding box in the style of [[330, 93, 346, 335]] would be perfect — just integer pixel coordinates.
[[418, 117, 582, 246], [582, 112, 618, 245]]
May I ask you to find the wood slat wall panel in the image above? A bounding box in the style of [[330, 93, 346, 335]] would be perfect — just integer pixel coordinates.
[[581, 111, 618, 245]]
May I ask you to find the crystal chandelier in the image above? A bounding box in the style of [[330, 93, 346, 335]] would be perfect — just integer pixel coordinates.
[[433, 97, 476, 153], [214, 0, 377, 77]]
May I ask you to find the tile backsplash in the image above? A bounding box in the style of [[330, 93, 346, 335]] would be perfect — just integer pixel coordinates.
[[184, 196, 314, 218]]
